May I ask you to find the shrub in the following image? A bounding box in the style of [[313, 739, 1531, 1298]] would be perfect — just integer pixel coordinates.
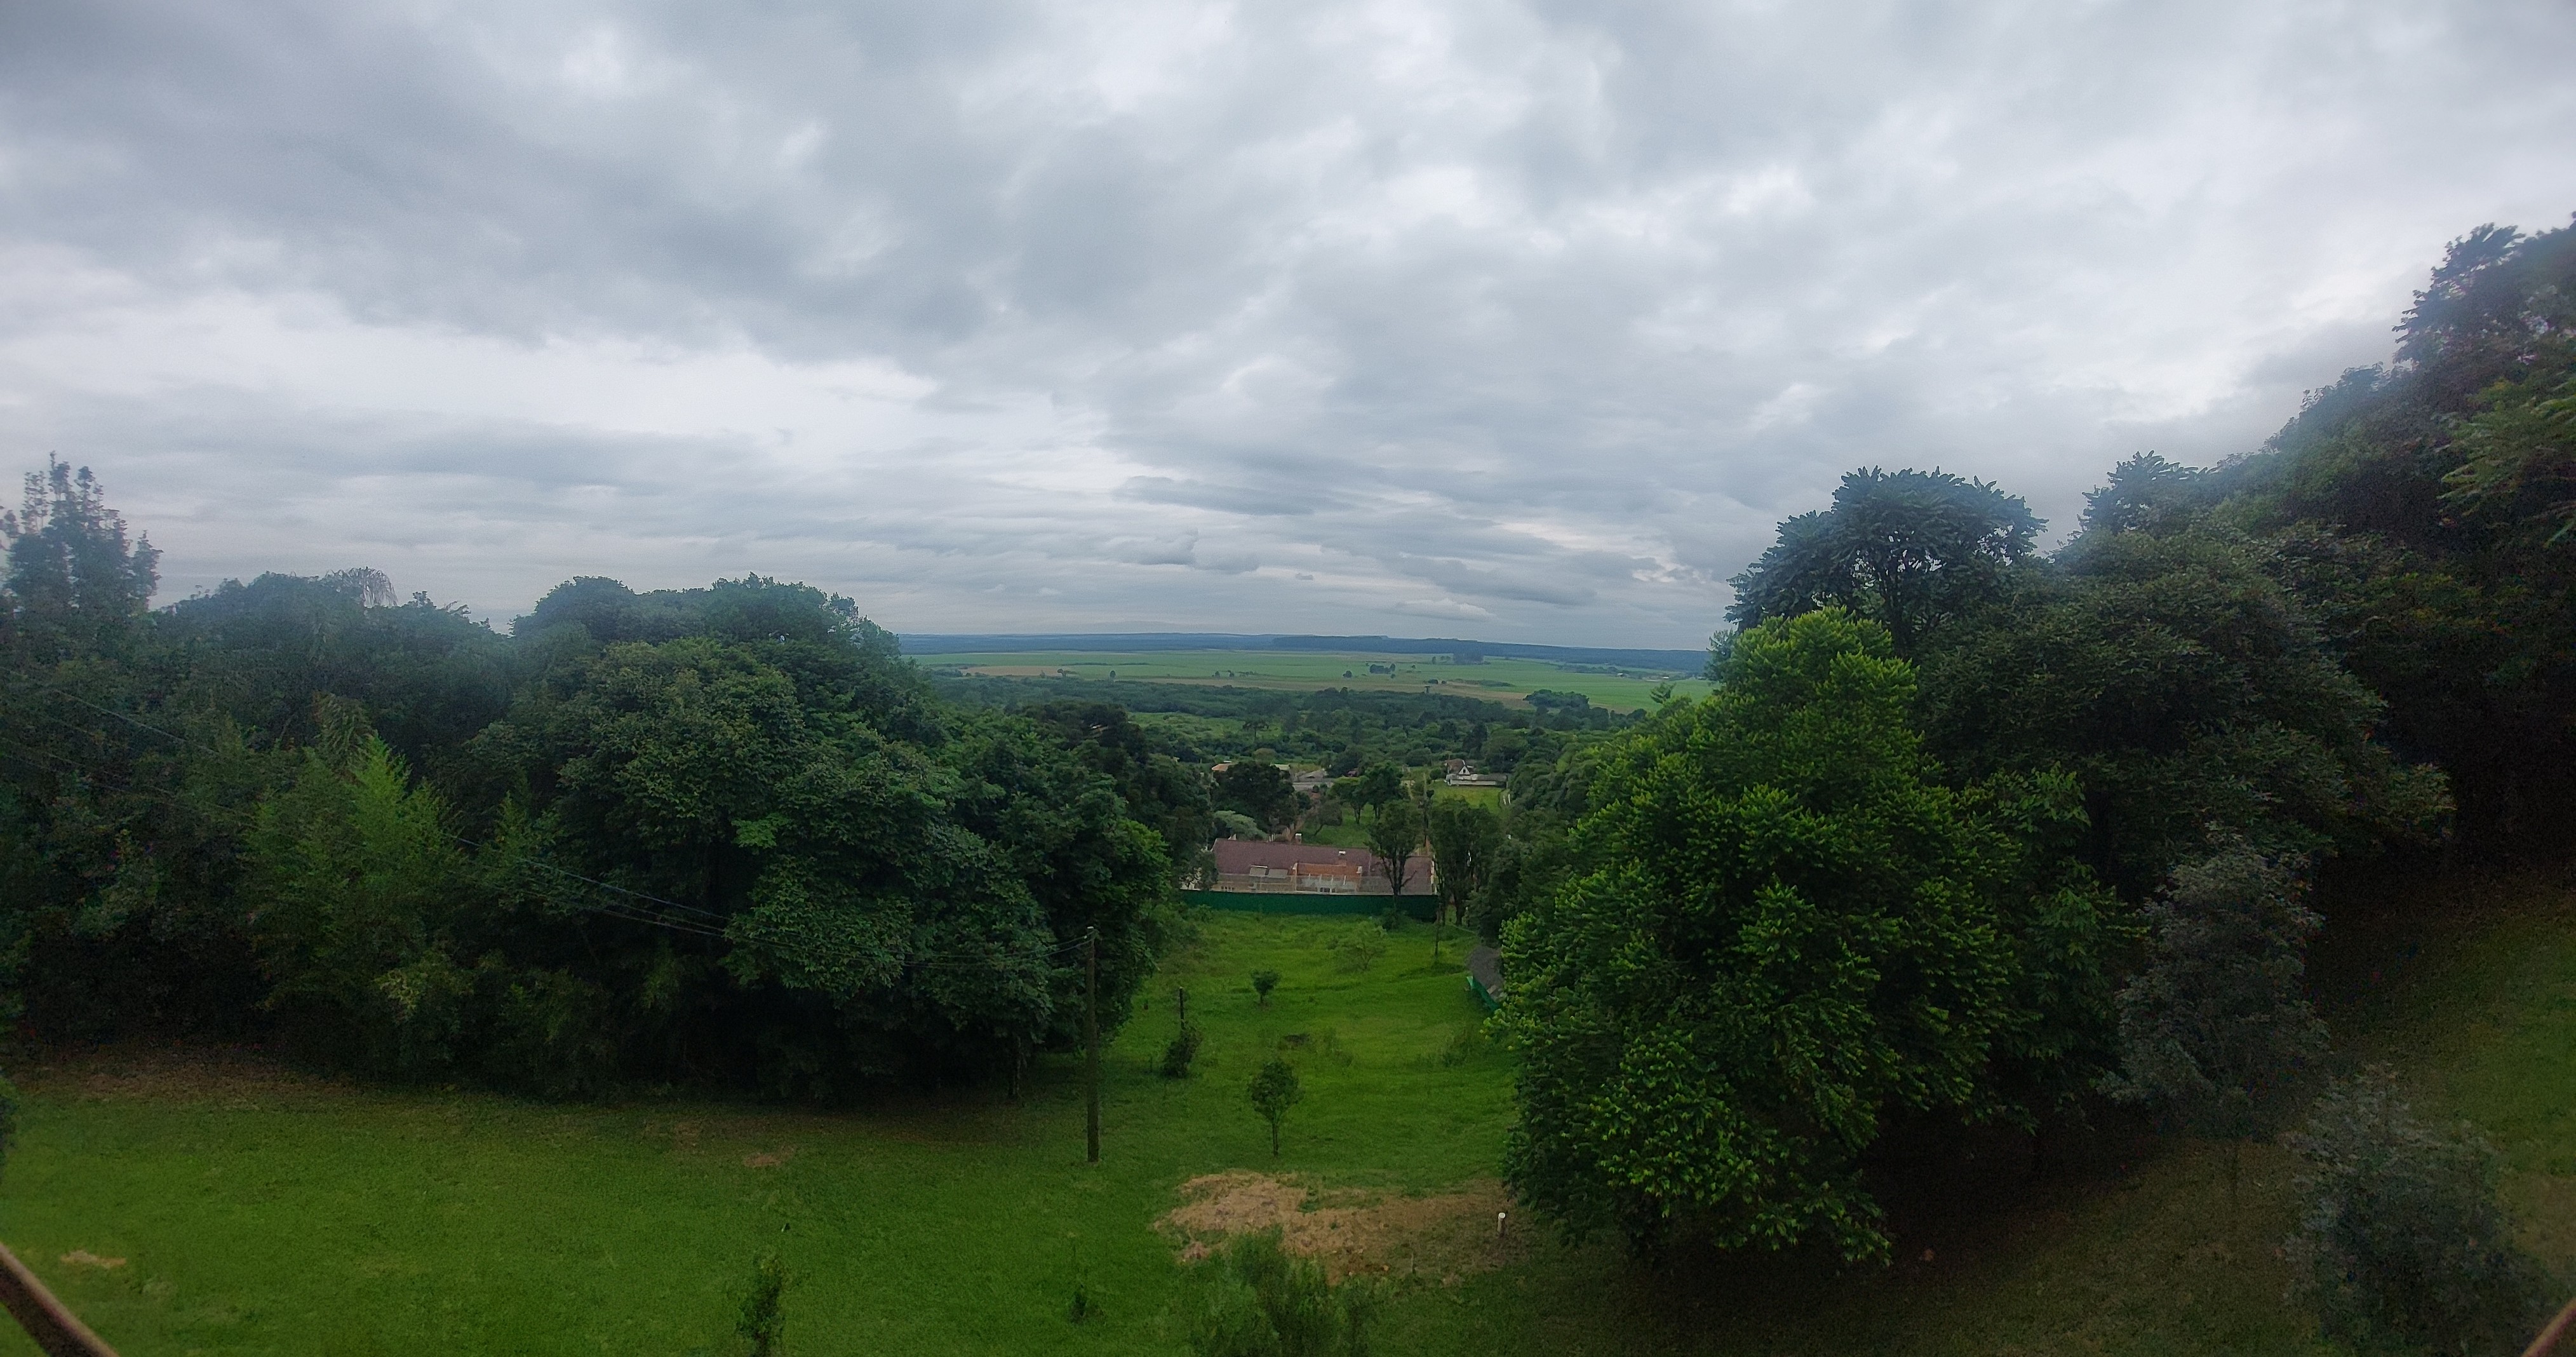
[[1161, 1024, 1204, 1079], [2103, 845, 2329, 1142], [1183, 1229, 1378, 1357], [2284, 1067, 2550, 1356], [1326, 923, 1386, 972], [1251, 969, 1281, 1008], [1247, 1057, 1304, 1157], [732, 1252, 789, 1357]]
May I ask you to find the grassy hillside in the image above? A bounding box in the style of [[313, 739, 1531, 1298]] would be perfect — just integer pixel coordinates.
[[4, 872, 2568, 1355], [911, 648, 1711, 713]]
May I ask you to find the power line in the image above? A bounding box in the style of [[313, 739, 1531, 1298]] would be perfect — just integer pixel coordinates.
[[2, 673, 226, 757], [452, 836, 729, 922]]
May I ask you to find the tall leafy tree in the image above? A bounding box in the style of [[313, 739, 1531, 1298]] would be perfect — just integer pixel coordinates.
[[1423, 797, 1500, 928], [1019, 700, 1217, 877], [2101, 846, 2328, 1148], [2239, 218, 2576, 847], [1727, 468, 2041, 655], [1, 458, 159, 658], [1362, 795, 1423, 898], [1500, 610, 2023, 1260], [1212, 760, 1297, 832], [1919, 526, 2448, 900], [246, 722, 480, 1071]]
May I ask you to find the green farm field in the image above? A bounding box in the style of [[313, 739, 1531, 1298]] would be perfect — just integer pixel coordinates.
[[909, 649, 1710, 713], [5, 872, 2572, 1356]]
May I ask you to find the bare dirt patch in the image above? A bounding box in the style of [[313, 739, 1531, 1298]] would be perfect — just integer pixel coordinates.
[[60, 1251, 126, 1269], [1156, 1171, 1529, 1283], [742, 1146, 798, 1168], [18, 1043, 339, 1109]]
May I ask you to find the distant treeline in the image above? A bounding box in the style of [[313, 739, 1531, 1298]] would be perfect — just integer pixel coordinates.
[[932, 673, 1625, 773], [901, 631, 1707, 673]]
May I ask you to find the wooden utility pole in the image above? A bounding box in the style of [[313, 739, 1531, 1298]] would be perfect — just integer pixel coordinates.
[[0, 1240, 120, 1356], [1084, 928, 1101, 1165]]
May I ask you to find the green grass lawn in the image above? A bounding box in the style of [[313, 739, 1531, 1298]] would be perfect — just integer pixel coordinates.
[[0, 915, 1510, 1356], [911, 649, 1710, 713], [5, 872, 2570, 1355]]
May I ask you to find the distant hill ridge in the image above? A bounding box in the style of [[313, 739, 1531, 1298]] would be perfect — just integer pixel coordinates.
[[896, 631, 1707, 673]]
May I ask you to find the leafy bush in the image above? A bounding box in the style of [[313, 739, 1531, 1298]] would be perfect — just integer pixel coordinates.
[[0, 1069, 16, 1178], [1251, 969, 1281, 1008], [1183, 1229, 1377, 1357], [2284, 1068, 2550, 1355], [1325, 923, 1385, 972], [2103, 844, 2330, 1142], [1499, 609, 2116, 1261], [1160, 1023, 1204, 1079], [1247, 1057, 1303, 1157], [732, 1252, 789, 1357]]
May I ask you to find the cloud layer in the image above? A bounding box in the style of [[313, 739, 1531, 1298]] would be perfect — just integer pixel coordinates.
[[2, 0, 2570, 644]]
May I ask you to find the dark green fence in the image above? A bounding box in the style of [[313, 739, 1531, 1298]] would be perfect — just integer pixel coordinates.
[[1181, 889, 1436, 921]]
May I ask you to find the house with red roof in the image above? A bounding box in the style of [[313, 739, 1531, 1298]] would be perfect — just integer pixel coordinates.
[[1207, 839, 1426, 895]]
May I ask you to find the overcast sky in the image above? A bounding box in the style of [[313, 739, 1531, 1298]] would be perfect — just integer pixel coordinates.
[[2, 1, 2569, 646]]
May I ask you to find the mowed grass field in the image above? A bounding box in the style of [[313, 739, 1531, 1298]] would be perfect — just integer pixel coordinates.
[[910, 649, 1711, 713], [4, 872, 2572, 1356]]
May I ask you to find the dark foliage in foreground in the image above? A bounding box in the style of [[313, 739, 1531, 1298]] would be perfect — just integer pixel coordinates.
[[1, 486, 1190, 1097], [1503, 217, 2570, 1266], [2284, 1068, 2551, 1356]]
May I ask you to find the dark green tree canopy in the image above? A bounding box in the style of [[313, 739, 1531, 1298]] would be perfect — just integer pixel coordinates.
[[2100, 845, 2327, 1140], [1726, 467, 2041, 654], [1212, 760, 1298, 832], [1502, 610, 2056, 1260], [1, 457, 160, 656], [2077, 452, 2211, 537], [1919, 527, 2447, 899], [0, 461, 1181, 1097]]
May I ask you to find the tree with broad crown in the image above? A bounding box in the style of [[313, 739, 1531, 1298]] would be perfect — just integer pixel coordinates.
[[1212, 760, 1298, 833], [1331, 762, 1403, 814], [1500, 609, 2035, 1262], [1726, 467, 2039, 656], [1362, 796, 1423, 900], [1425, 798, 1501, 929]]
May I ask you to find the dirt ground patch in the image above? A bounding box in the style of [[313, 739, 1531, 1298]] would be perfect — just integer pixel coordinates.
[[18, 1043, 342, 1108], [1156, 1171, 1531, 1283]]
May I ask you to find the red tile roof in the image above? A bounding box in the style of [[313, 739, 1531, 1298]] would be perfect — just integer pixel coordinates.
[[1211, 840, 1384, 875]]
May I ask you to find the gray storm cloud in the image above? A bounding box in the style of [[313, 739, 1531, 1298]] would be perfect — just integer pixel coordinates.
[[1, 0, 2570, 644]]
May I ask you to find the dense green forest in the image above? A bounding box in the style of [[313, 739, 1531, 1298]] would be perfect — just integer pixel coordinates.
[[1492, 216, 2575, 1323], [0, 552, 1198, 1095], [2, 217, 2571, 1345]]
